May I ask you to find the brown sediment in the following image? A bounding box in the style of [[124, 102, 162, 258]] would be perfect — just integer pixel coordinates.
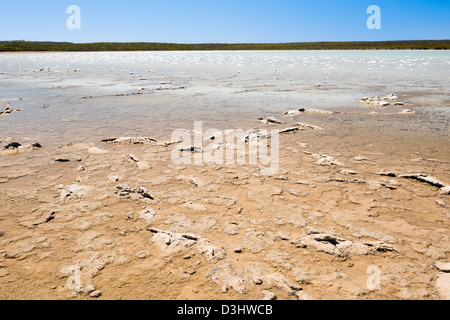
[[0, 105, 449, 301]]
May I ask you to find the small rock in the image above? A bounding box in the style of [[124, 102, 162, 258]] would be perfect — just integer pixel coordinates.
[[138, 251, 148, 259], [234, 245, 244, 253], [0, 230, 4, 237], [277, 231, 290, 241], [279, 127, 300, 134], [293, 268, 311, 284], [295, 291, 315, 300], [284, 108, 305, 116], [185, 268, 196, 275], [179, 146, 202, 153], [90, 290, 102, 298], [340, 169, 357, 175], [262, 290, 277, 300], [75, 286, 85, 294], [266, 117, 283, 124], [401, 174, 446, 188], [102, 137, 156, 145], [107, 174, 119, 182], [4, 142, 21, 150], [385, 93, 398, 100], [440, 186, 450, 195], [85, 285, 96, 294], [116, 184, 131, 191], [376, 171, 397, 177], [138, 187, 154, 200], [435, 273, 450, 299], [224, 222, 240, 236], [306, 109, 334, 114], [434, 262, 450, 273], [129, 154, 139, 162], [138, 208, 155, 228], [125, 212, 134, 220], [399, 109, 415, 115], [436, 200, 446, 208], [312, 154, 343, 166]]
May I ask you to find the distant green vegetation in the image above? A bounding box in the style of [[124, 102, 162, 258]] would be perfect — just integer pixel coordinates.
[[0, 40, 449, 51]]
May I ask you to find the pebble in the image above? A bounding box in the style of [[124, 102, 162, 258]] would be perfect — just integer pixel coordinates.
[[339, 169, 357, 175], [85, 285, 96, 294], [266, 117, 283, 124], [102, 137, 156, 145], [138, 187, 154, 200], [440, 186, 450, 195], [138, 251, 148, 259], [436, 200, 446, 208], [185, 268, 196, 275], [399, 109, 415, 114], [107, 174, 120, 182], [90, 290, 102, 298], [233, 245, 244, 253], [262, 290, 277, 300], [434, 262, 450, 273]]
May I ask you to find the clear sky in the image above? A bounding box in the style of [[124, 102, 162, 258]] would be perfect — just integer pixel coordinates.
[[0, 0, 449, 43]]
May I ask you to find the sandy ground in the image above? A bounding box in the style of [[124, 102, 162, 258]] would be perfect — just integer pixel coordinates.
[[1, 100, 449, 300]]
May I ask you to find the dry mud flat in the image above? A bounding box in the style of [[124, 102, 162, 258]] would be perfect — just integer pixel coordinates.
[[0, 106, 449, 301]]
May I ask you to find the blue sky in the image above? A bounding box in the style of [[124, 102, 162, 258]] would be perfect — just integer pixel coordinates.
[[0, 0, 449, 43]]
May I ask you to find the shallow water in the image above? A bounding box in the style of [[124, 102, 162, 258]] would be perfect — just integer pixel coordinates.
[[0, 50, 449, 146]]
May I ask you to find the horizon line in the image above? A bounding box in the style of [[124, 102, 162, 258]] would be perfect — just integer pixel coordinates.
[[1, 39, 449, 52], [2, 39, 450, 45]]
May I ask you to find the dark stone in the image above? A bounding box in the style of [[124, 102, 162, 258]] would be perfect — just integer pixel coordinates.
[[4, 142, 21, 150], [180, 147, 202, 153]]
